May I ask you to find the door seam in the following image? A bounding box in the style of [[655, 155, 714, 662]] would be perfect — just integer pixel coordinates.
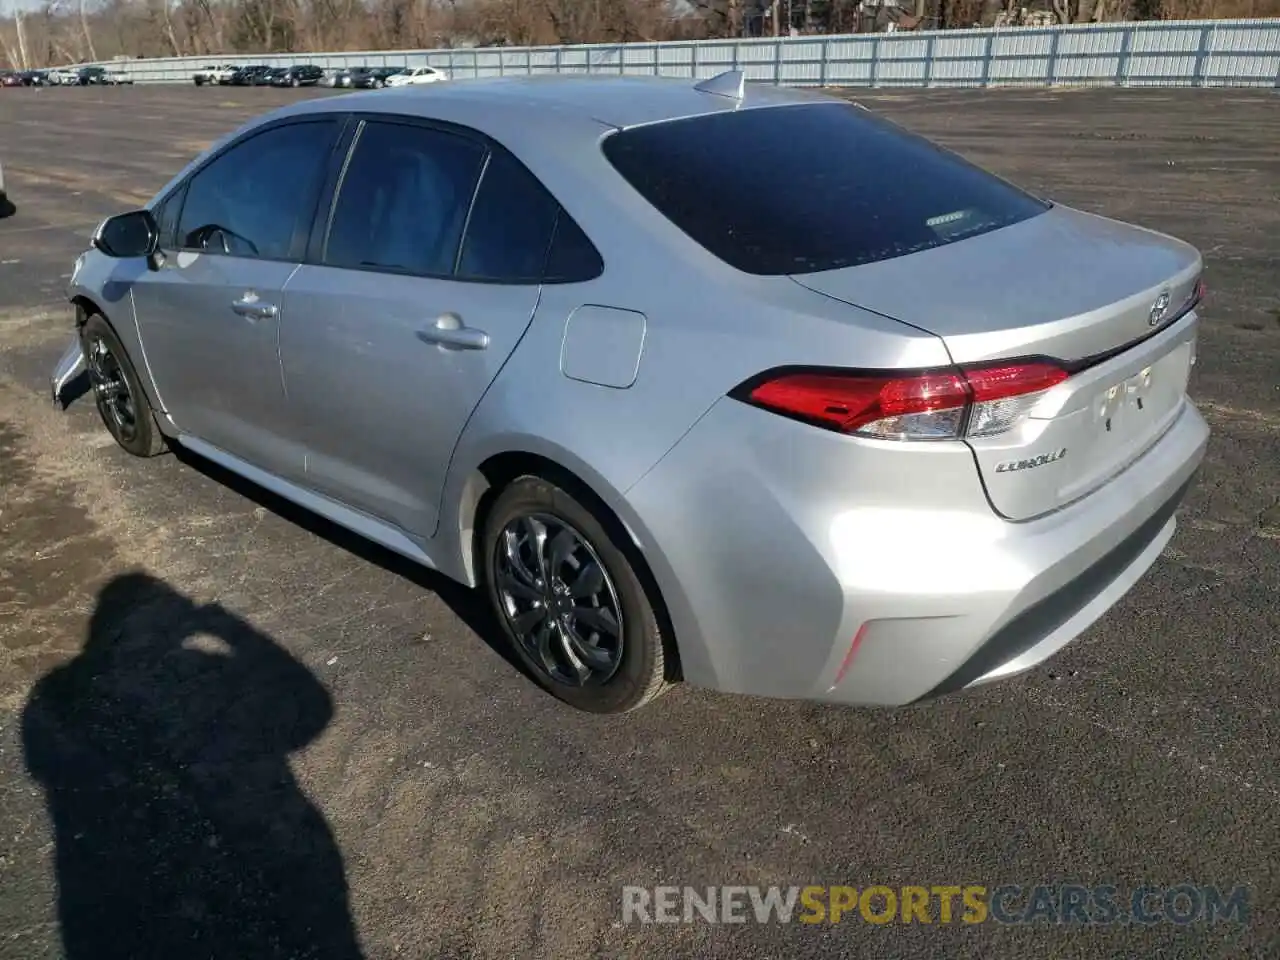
[[277, 261, 304, 400]]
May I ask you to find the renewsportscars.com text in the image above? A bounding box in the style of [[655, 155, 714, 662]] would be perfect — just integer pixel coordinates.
[[621, 884, 1250, 926]]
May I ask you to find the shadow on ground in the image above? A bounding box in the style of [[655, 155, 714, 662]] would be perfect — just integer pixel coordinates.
[[0, 196, 16, 219], [22, 572, 367, 960], [169, 442, 535, 683]]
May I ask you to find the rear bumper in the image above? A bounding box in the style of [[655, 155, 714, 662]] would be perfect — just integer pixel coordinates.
[[624, 395, 1208, 707]]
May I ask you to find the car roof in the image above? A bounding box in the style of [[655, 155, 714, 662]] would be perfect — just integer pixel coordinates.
[[274, 73, 836, 133]]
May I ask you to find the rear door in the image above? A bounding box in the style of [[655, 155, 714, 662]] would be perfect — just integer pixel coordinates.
[[278, 117, 560, 537], [129, 116, 342, 477]]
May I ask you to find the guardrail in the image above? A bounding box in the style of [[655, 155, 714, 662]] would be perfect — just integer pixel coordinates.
[[73, 18, 1280, 89]]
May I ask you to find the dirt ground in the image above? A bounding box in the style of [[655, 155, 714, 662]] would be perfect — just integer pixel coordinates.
[[0, 85, 1278, 960]]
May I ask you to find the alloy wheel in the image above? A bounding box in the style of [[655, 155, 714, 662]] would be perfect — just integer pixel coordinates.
[[493, 513, 624, 687], [86, 335, 137, 443]]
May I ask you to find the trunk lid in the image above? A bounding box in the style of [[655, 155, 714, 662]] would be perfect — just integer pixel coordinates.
[[791, 204, 1203, 520]]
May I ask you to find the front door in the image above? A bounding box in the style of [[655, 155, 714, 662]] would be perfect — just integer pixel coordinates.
[[129, 117, 342, 477]]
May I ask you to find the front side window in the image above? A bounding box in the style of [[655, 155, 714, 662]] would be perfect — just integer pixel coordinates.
[[177, 119, 338, 260], [602, 102, 1050, 276], [323, 120, 485, 277]]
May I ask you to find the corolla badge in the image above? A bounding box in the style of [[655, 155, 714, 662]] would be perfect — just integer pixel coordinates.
[[1148, 290, 1171, 327], [995, 448, 1067, 473]]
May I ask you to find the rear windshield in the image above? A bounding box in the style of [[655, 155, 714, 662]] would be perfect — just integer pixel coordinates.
[[601, 102, 1050, 276]]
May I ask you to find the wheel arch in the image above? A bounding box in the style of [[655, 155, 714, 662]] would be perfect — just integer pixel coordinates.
[[452, 447, 685, 683], [70, 293, 100, 328], [69, 292, 168, 421]]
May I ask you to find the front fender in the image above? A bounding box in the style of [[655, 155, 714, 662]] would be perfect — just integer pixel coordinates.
[[65, 249, 167, 416]]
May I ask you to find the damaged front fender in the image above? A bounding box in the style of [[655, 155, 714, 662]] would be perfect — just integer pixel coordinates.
[[51, 334, 87, 410]]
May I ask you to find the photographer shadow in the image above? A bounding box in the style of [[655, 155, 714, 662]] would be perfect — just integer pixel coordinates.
[[22, 572, 365, 960]]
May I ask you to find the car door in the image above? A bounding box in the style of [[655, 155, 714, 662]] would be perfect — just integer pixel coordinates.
[[129, 116, 343, 478], [278, 117, 560, 538]]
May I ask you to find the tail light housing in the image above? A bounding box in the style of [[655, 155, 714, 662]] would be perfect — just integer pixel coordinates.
[[735, 361, 1069, 441]]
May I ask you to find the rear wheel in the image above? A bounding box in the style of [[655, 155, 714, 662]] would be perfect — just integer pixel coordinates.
[[481, 476, 671, 714], [81, 313, 166, 458]]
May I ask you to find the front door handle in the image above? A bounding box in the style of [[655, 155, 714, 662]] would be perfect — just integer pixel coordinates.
[[231, 297, 278, 320], [416, 313, 489, 350]]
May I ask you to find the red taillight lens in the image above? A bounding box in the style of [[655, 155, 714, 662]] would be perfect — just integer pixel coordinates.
[[747, 371, 970, 439], [741, 361, 1069, 441], [963, 362, 1068, 403], [1191, 277, 1206, 308]]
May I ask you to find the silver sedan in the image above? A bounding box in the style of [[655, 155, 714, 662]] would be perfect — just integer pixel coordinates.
[[51, 73, 1209, 713]]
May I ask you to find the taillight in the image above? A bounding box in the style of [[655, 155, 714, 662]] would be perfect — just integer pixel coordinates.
[[1190, 276, 1206, 310], [964, 362, 1068, 438], [738, 361, 1068, 441]]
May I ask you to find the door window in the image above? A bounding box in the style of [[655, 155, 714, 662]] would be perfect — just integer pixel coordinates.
[[176, 119, 338, 261], [323, 120, 485, 277], [455, 148, 561, 283]]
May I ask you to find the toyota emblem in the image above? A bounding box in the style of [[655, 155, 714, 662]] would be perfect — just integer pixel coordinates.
[[1148, 291, 1171, 327]]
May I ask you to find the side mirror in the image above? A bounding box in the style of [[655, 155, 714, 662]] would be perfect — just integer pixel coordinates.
[[92, 209, 159, 260]]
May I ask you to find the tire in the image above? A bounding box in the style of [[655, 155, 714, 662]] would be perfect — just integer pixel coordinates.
[[481, 475, 671, 714], [80, 313, 166, 458], [291, 78, 300, 88]]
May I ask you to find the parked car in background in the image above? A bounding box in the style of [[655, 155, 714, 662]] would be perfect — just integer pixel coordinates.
[[255, 67, 286, 86], [104, 70, 134, 85], [192, 64, 235, 86], [46, 67, 80, 85], [323, 68, 348, 88], [385, 65, 448, 87], [0, 71, 22, 87], [337, 66, 365, 88], [50, 72, 1208, 715], [22, 70, 49, 86], [272, 64, 324, 87], [343, 66, 393, 89], [365, 67, 404, 88], [230, 65, 272, 86]]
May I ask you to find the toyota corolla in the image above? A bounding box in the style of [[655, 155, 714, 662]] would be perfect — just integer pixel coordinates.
[[50, 73, 1209, 714]]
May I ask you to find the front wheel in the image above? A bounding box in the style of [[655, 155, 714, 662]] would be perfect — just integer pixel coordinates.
[[481, 476, 671, 714], [81, 313, 167, 458]]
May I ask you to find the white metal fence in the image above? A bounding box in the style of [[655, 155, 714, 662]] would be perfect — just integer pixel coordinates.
[[80, 18, 1280, 89]]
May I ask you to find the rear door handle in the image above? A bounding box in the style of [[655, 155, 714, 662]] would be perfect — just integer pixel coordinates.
[[231, 297, 278, 320], [416, 313, 489, 350]]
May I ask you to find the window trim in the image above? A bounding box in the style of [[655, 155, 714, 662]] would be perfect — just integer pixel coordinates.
[[307, 111, 605, 287], [169, 113, 349, 265]]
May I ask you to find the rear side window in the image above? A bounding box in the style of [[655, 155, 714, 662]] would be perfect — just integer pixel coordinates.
[[601, 102, 1050, 276], [544, 213, 604, 283], [456, 148, 559, 283]]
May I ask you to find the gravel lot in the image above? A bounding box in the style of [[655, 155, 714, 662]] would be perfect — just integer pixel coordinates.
[[0, 84, 1277, 960]]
